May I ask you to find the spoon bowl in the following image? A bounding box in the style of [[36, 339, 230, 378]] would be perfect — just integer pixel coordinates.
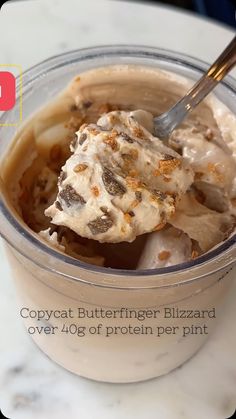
[[153, 36, 236, 139]]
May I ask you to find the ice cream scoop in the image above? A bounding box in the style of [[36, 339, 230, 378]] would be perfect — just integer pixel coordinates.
[[45, 110, 193, 243]]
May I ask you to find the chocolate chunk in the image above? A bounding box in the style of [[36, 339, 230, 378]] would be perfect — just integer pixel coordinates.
[[55, 201, 63, 211], [71, 133, 78, 149], [98, 125, 110, 132], [88, 214, 113, 235], [58, 170, 67, 185], [83, 100, 92, 109], [102, 168, 126, 196], [153, 190, 167, 201], [59, 184, 86, 207], [163, 154, 175, 160], [120, 132, 134, 143], [79, 133, 87, 145], [100, 206, 108, 213], [128, 211, 135, 217], [48, 224, 58, 235], [135, 191, 142, 202]]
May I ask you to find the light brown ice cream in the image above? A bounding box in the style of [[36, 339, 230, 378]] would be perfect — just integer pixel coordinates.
[[45, 110, 193, 243], [2, 65, 236, 269]]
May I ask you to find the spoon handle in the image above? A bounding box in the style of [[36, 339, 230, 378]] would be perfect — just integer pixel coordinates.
[[154, 36, 236, 138]]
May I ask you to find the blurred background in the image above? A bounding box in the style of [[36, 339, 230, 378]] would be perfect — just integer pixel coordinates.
[[124, 0, 236, 27]]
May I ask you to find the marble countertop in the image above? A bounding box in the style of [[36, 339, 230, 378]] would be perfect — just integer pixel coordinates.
[[0, 1, 236, 418]]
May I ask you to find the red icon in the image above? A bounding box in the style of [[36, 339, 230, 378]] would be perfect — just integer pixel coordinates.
[[0, 71, 16, 111]]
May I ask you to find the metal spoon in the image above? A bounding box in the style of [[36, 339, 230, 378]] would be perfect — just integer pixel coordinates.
[[153, 36, 236, 139]]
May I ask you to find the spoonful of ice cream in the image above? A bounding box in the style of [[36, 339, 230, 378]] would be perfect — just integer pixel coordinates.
[[153, 36, 236, 139], [45, 110, 194, 243]]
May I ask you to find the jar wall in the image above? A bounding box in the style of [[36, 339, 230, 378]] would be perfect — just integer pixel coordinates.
[[5, 244, 234, 382]]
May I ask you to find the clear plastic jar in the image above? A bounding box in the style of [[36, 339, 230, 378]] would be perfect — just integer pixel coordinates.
[[0, 46, 235, 383]]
